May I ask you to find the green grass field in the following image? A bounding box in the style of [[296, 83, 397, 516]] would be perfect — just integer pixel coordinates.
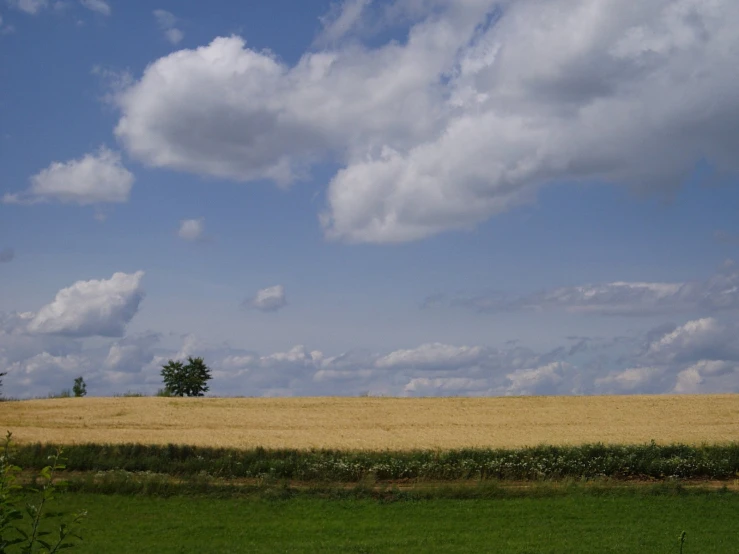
[[52, 491, 737, 553]]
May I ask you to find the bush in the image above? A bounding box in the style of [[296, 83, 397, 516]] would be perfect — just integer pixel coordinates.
[[0, 432, 86, 552], [10, 442, 739, 483]]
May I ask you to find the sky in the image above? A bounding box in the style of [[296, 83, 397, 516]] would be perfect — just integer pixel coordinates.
[[2, 0, 739, 398]]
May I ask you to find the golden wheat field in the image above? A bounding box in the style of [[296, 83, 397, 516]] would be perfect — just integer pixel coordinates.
[[1, 395, 738, 450]]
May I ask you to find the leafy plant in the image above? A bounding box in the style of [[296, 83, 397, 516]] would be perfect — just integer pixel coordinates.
[[71, 379, 86, 399], [0, 431, 86, 553], [160, 357, 212, 397], [11, 442, 739, 483]]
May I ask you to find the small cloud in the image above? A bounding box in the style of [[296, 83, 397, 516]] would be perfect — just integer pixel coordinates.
[[375, 343, 486, 371], [506, 362, 570, 396], [245, 285, 287, 312], [178, 218, 204, 241], [432, 264, 739, 317], [153, 9, 183, 44], [8, 0, 48, 15], [714, 230, 739, 244], [91, 65, 133, 105], [79, 0, 110, 16], [3, 147, 134, 205], [52, 1, 72, 12], [0, 247, 14, 263], [316, 0, 371, 45], [27, 270, 145, 337]]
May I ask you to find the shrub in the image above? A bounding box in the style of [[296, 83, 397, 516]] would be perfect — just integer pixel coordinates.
[[0, 431, 86, 552]]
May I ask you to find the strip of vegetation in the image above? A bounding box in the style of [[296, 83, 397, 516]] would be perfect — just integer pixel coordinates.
[[31, 492, 739, 554], [43, 470, 737, 500], [11, 441, 739, 482]]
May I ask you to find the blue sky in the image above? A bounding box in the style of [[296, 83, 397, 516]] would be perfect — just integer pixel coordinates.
[[2, 0, 739, 398]]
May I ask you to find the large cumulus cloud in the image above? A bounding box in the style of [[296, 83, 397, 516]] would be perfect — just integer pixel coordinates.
[[113, 0, 739, 243]]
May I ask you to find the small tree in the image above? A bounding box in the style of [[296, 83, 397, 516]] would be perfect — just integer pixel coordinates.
[[0, 371, 6, 399], [160, 357, 212, 397], [72, 377, 87, 398]]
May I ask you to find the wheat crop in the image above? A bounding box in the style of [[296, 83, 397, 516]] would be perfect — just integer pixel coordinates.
[[1, 395, 737, 450]]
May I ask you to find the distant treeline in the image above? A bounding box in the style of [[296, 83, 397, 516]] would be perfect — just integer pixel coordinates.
[[11, 441, 739, 482]]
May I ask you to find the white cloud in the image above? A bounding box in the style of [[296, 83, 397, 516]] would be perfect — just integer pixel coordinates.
[[403, 377, 490, 396], [313, 368, 375, 382], [164, 28, 183, 45], [79, 0, 109, 16], [317, 0, 372, 44], [594, 366, 664, 394], [153, 9, 183, 44], [104, 333, 159, 372], [506, 362, 570, 396], [4, 352, 90, 395], [4, 317, 739, 398], [27, 271, 145, 337], [113, 1, 739, 243], [92, 66, 134, 105], [4, 147, 134, 205], [673, 360, 739, 393], [375, 342, 486, 370], [220, 354, 256, 371], [246, 285, 287, 312], [643, 317, 738, 363], [178, 218, 204, 240], [427, 265, 739, 316], [259, 345, 323, 369], [8, 0, 48, 14]]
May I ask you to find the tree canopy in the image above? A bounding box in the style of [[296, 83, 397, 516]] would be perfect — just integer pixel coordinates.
[[160, 357, 212, 397]]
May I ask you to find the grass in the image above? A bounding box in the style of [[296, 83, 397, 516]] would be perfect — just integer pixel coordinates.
[[2, 395, 738, 450], [44, 490, 739, 553]]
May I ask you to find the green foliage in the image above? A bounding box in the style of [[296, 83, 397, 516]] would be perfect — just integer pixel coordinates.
[[10, 442, 739, 483], [160, 357, 212, 397], [155, 389, 172, 398], [71, 379, 86, 399], [0, 432, 86, 553], [30, 492, 739, 553], [0, 372, 6, 399]]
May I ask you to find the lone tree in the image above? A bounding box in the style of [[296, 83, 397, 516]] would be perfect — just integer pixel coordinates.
[[0, 370, 6, 398], [73, 376, 87, 397], [160, 356, 212, 397]]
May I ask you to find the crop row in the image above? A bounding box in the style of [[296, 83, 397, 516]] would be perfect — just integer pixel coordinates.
[[11, 441, 739, 481]]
